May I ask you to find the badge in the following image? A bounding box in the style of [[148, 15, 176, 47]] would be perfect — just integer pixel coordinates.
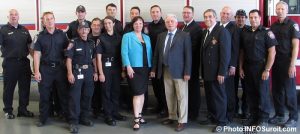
[[267, 31, 275, 39], [293, 24, 299, 31], [77, 74, 84, 79], [76, 48, 82, 51], [67, 42, 74, 50], [211, 37, 218, 45]]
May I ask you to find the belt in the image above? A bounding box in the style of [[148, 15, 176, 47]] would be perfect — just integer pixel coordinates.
[[41, 61, 62, 68], [74, 64, 90, 69]]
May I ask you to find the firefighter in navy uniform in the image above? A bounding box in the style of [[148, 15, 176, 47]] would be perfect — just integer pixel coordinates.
[[66, 5, 91, 39], [269, 1, 300, 127], [34, 12, 70, 127], [0, 9, 34, 119], [239, 9, 277, 126], [65, 22, 98, 133], [96, 16, 127, 126]]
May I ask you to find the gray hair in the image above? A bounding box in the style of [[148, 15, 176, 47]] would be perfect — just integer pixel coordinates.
[[165, 14, 178, 22], [203, 9, 217, 18], [276, 1, 289, 10]]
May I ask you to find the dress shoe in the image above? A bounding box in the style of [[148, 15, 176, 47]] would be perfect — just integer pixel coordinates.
[[69, 124, 79, 133], [243, 117, 257, 126], [175, 123, 185, 132], [35, 121, 45, 127], [105, 117, 116, 126], [283, 119, 297, 127], [268, 115, 285, 124], [157, 110, 168, 118], [133, 117, 140, 131], [79, 119, 94, 126], [162, 119, 174, 125], [255, 120, 268, 127], [5, 112, 15, 119], [113, 113, 127, 121], [17, 110, 34, 117]]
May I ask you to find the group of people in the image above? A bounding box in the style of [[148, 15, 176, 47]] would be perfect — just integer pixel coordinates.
[[0, 1, 299, 133]]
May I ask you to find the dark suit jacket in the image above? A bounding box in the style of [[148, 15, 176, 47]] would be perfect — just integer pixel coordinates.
[[181, 20, 203, 77], [201, 24, 231, 81], [218, 21, 239, 67], [152, 30, 192, 79]]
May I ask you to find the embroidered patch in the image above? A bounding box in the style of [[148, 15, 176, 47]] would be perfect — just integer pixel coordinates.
[[293, 24, 299, 31], [211, 37, 218, 45], [267, 31, 275, 39], [67, 42, 74, 50]]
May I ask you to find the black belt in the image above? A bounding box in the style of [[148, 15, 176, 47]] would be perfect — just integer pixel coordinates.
[[74, 64, 91, 69], [41, 61, 62, 68], [245, 59, 265, 65]]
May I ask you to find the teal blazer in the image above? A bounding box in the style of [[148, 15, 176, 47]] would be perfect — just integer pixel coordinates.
[[121, 31, 152, 67]]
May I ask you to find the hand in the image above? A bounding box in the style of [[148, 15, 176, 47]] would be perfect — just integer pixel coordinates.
[[228, 67, 236, 76], [261, 71, 269, 80], [93, 73, 98, 81], [34, 72, 42, 82], [288, 66, 296, 78], [68, 73, 75, 84], [239, 68, 245, 79], [99, 74, 105, 82], [184, 75, 190, 81], [217, 75, 225, 84], [150, 72, 155, 78], [127, 66, 135, 79]]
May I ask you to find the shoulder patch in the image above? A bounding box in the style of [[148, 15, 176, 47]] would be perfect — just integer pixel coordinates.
[[293, 24, 299, 31], [267, 31, 275, 39], [67, 42, 74, 50]]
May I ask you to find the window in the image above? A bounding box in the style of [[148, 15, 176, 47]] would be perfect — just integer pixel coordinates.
[[283, 0, 300, 14]]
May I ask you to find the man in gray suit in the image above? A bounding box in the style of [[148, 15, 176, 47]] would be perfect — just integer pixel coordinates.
[[151, 14, 192, 132]]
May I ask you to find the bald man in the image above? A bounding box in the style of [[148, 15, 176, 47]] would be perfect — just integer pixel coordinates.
[[0, 9, 33, 119]]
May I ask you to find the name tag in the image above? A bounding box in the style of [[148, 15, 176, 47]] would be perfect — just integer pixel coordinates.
[[76, 48, 82, 51], [105, 61, 111, 67], [77, 74, 84, 79], [8, 32, 13, 35]]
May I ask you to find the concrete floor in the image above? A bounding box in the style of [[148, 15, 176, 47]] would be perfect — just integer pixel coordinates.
[[0, 80, 299, 134]]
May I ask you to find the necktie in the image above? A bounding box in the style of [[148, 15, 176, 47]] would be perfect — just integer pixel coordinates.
[[182, 24, 187, 31], [164, 33, 173, 65], [203, 30, 210, 45]]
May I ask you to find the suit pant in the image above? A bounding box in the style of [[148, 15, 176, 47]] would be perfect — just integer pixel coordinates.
[[163, 67, 188, 123], [272, 58, 298, 120], [2, 58, 31, 113], [204, 80, 228, 125], [225, 76, 236, 121], [38, 64, 69, 122], [244, 62, 272, 121]]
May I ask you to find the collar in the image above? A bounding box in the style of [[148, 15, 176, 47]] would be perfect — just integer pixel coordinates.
[[208, 22, 217, 32], [168, 28, 177, 35], [277, 17, 289, 24], [184, 19, 194, 26], [220, 21, 230, 27], [7, 22, 19, 29], [43, 28, 59, 34], [153, 17, 164, 24]]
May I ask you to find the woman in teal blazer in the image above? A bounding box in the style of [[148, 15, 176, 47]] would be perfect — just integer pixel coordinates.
[[121, 16, 152, 131]]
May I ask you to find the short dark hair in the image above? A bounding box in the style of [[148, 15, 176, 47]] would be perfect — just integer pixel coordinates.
[[249, 9, 261, 17], [150, 5, 161, 12], [131, 16, 144, 30], [106, 3, 117, 10], [103, 16, 115, 23], [91, 17, 102, 24], [131, 6, 140, 13], [184, 6, 194, 13]]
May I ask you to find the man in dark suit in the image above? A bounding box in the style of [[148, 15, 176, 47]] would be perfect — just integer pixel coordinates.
[[200, 9, 231, 132], [151, 14, 192, 132], [219, 6, 240, 122], [180, 6, 202, 121]]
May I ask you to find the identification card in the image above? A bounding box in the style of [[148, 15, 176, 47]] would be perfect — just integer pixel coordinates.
[[105, 61, 112, 67], [77, 74, 84, 79]]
